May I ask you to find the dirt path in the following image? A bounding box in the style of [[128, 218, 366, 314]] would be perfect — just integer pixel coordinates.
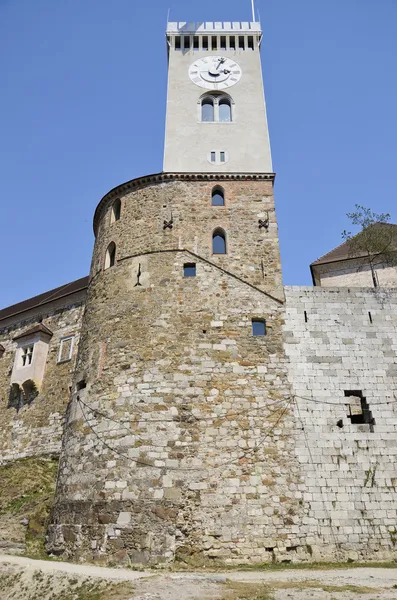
[[0, 554, 397, 600]]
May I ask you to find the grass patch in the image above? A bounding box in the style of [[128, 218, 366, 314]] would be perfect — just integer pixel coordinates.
[[0, 456, 59, 559], [222, 582, 273, 600], [222, 579, 378, 600]]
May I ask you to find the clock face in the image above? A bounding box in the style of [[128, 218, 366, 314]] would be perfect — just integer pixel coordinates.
[[189, 56, 242, 90]]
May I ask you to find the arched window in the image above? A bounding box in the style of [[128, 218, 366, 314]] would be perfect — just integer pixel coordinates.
[[212, 229, 227, 254], [111, 198, 121, 223], [212, 187, 225, 206], [201, 98, 214, 122], [105, 242, 116, 270], [219, 98, 232, 122]]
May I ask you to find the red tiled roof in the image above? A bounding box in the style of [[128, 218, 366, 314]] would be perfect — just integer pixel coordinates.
[[0, 276, 89, 323], [311, 223, 397, 266]]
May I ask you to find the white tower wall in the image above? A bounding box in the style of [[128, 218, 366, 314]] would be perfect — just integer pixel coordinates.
[[163, 22, 273, 174]]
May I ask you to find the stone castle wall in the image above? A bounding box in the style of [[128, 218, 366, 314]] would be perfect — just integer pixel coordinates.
[[0, 296, 85, 463], [47, 176, 310, 564], [313, 258, 397, 288], [92, 175, 283, 298], [284, 286, 397, 561]]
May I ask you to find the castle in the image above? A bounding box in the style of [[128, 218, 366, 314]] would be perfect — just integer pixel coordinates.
[[1, 18, 397, 566]]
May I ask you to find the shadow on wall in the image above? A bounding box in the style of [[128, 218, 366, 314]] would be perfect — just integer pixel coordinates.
[[8, 380, 39, 412]]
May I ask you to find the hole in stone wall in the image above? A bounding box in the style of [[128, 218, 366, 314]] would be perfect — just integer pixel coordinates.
[[77, 379, 87, 391], [304, 310, 308, 323], [368, 311, 373, 324], [344, 390, 375, 430]]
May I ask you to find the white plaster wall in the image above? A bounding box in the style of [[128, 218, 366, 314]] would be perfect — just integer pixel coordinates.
[[164, 35, 272, 173], [284, 286, 397, 560], [316, 260, 397, 288]]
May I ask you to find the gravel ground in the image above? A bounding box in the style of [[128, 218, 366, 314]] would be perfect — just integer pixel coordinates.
[[0, 554, 397, 600]]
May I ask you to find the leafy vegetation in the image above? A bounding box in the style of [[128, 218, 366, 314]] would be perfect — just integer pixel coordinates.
[[342, 205, 397, 287]]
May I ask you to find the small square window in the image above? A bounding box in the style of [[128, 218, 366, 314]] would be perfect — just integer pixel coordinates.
[[58, 336, 75, 364], [184, 263, 196, 277], [252, 319, 266, 336], [211, 151, 216, 163]]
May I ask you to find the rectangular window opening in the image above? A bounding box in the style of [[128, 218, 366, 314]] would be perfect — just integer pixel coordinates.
[[175, 36, 181, 50], [202, 36, 209, 50], [193, 36, 199, 50], [248, 36, 254, 50], [58, 336, 75, 364], [184, 36, 190, 50], [252, 319, 266, 337], [344, 390, 375, 429], [184, 263, 196, 277], [229, 36, 236, 50], [220, 36, 227, 50], [238, 36, 245, 50], [21, 345, 34, 367], [210, 151, 216, 163], [212, 36, 217, 51], [220, 151, 225, 163]]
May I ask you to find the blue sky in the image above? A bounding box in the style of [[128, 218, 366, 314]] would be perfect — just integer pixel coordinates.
[[0, 0, 396, 308]]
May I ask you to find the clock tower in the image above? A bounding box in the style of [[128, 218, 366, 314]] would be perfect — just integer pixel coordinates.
[[164, 22, 273, 173]]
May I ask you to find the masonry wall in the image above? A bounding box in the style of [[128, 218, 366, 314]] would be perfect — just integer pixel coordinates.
[[0, 297, 85, 463], [92, 175, 283, 299], [284, 286, 397, 561], [313, 259, 397, 288], [47, 177, 311, 565]]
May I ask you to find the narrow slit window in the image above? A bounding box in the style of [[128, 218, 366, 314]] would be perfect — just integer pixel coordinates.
[[220, 152, 225, 163], [202, 36, 209, 50], [111, 198, 121, 223], [220, 36, 227, 50], [212, 187, 225, 206], [239, 36, 245, 50], [175, 36, 181, 50], [252, 319, 266, 336], [212, 36, 217, 51], [184, 263, 196, 277], [368, 311, 373, 324], [212, 229, 227, 254], [184, 36, 190, 50], [248, 36, 254, 50], [210, 151, 216, 163], [193, 36, 199, 50], [229, 36, 236, 50]]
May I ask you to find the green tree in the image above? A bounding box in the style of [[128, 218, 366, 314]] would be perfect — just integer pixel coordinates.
[[342, 205, 397, 287]]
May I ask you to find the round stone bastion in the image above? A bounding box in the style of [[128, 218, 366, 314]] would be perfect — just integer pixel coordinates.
[[47, 172, 308, 566]]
